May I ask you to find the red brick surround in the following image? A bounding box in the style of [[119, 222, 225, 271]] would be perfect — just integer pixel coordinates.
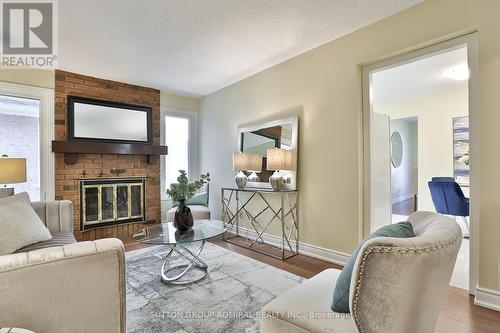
[[54, 70, 161, 241]]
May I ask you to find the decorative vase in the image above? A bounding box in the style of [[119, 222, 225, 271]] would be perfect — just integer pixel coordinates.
[[247, 172, 260, 182], [174, 200, 194, 233], [269, 171, 284, 191], [235, 171, 248, 189]]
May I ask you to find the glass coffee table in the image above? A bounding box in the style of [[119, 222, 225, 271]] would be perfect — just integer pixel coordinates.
[[133, 219, 228, 284]]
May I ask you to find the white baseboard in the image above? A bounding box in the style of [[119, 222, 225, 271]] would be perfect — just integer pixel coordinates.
[[298, 241, 350, 266], [474, 287, 500, 311], [220, 222, 350, 266], [391, 193, 415, 205]]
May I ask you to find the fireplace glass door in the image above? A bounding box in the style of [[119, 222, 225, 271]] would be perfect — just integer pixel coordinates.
[[84, 187, 99, 223], [81, 178, 145, 229], [116, 185, 129, 219], [101, 186, 114, 221]]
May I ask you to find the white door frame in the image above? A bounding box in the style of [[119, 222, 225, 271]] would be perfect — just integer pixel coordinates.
[[362, 32, 479, 295], [0, 81, 55, 201]]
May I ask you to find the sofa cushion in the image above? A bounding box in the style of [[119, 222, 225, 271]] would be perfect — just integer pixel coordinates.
[[186, 192, 208, 206], [260, 268, 356, 333], [14, 232, 77, 253], [0, 193, 52, 255], [172, 192, 209, 207], [166, 205, 210, 222], [0, 191, 31, 206], [331, 221, 415, 313]]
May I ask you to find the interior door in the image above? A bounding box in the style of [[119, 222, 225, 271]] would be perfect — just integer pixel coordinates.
[[370, 112, 391, 231]]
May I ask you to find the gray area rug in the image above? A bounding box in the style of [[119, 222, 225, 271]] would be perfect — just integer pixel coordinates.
[[126, 242, 304, 333]]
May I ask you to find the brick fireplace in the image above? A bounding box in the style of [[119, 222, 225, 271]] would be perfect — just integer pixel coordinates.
[[54, 70, 161, 241]]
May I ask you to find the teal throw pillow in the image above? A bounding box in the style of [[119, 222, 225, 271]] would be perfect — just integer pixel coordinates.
[[331, 221, 415, 313], [185, 192, 208, 206]]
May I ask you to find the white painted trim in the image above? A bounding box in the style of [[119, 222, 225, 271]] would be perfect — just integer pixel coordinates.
[[160, 107, 199, 200], [467, 35, 480, 296], [222, 222, 350, 266], [391, 193, 415, 205], [0, 81, 55, 201], [474, 287, 500, 312], [361, 32, 479, 295]]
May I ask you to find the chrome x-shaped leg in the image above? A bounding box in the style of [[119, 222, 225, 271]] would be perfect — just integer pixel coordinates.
[[160, 240, 208, 284]]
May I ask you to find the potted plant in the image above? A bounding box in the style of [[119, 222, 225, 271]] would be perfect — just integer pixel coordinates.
[[167, 170, 210, 233]]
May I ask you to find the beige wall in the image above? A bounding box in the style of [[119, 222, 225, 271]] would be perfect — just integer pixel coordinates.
[[375, 87, 469, 212], [199, 0, 500, 291], [160, 91, 198, 112], [0, 69, 54, 89]]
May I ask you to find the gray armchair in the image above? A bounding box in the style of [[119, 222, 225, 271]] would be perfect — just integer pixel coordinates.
[[0, 200, 126, 333], [260, 211, 462, 333], [166, 183, 211, 222]]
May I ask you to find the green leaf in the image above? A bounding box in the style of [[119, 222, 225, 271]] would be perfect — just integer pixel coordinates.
[[166, 170, 211, 201]]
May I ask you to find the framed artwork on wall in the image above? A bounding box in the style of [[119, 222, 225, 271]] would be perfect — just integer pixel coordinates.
[[453, 116, 469, 186]]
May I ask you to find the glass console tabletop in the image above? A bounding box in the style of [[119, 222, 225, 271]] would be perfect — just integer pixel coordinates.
[[132, 220, 229, 285], [133, 220, 228, 245]]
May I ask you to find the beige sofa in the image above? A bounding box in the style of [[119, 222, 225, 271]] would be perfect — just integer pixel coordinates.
[[0, 201, 126, 333], [260, 211, 462, 333]]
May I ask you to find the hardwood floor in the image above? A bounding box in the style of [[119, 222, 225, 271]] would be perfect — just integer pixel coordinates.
[[123, 236, 500, 333]]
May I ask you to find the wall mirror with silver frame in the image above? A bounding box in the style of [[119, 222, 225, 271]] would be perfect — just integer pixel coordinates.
[[391, 131, 403, 168], [238, 116, 298, 190]]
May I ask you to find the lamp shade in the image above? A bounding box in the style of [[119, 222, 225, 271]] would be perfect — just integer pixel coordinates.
[[233, 152, 263, 172], [0, 157, 27, 184], [266, 148, 292, 171], [233, 152, 250, 172], [247, 153, 262, 173]]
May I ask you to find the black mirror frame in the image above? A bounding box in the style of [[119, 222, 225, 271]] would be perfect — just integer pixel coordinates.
[[67, 95, 153, 144]]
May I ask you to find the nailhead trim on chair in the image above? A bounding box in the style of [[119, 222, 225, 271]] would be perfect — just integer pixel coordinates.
[[351, 234, 461, 333]]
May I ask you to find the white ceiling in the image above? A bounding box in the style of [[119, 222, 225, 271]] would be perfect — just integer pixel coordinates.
[[372, 46, 468, 104], [59, 0, 423, 97]]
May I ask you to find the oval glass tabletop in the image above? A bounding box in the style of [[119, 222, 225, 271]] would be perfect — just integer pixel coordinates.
[[133, 219, 229, 245]]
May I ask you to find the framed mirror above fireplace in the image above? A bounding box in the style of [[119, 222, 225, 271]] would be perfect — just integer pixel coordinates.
[[68, 96, 153, 144]]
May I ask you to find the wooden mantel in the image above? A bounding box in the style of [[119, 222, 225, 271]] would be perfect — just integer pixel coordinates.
[[52, 140, 168, 164]]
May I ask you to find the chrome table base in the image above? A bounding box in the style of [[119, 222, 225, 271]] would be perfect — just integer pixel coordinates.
[[160, 240, 208, 284], [221, 187, 299, 260]]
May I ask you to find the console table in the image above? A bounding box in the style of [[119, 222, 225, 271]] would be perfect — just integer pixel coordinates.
[[221, 187, 298, 260]]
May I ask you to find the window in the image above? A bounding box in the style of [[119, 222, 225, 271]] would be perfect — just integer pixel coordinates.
[[161, 109, 197, 200], [0, 95, 41, 200], [165, 116, 189, 185], [0, 82, 54, 201]]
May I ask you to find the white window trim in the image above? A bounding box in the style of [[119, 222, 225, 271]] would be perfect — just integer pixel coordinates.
[[0, 81, 55, 201], [160, 107, 198, 201]]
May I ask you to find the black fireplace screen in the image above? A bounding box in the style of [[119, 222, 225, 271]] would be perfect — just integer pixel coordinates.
[[80, 178, 145, 230]]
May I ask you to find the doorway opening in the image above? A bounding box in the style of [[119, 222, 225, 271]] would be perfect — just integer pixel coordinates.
[[363, 34, 478, 294], [390, 116, 418, 223]]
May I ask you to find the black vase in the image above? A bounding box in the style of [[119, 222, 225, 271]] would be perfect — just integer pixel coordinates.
[[174, 200, 194, 233]]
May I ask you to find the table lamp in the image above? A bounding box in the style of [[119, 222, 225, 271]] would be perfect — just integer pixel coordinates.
[[266, 148, 292, 191], [246, 153, 263, 182], [233, 152, 250, 189], [0, 155, 27, 198]]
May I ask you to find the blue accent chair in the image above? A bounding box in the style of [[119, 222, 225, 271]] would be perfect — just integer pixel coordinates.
[[428, 177, 470, 236]]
